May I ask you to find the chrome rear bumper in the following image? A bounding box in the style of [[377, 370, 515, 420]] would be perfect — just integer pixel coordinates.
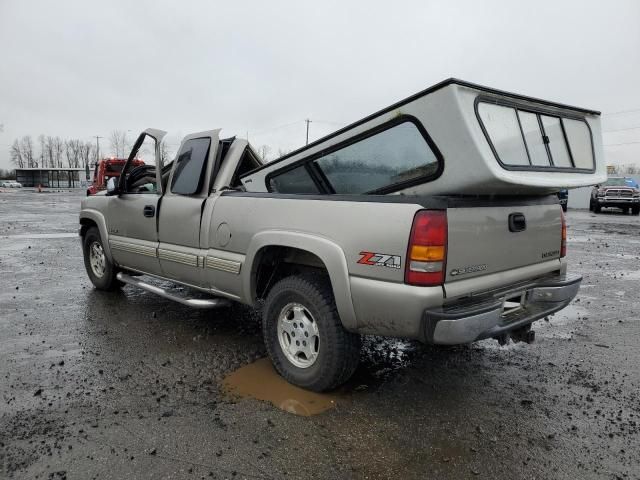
[[424, 273, 581, 345]]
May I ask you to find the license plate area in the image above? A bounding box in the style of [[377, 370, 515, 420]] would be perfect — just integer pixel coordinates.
[[501, 291, 526, 317]]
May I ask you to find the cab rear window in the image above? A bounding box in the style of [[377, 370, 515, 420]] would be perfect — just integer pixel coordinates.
[[268, 119, 441, 194], [477, 101, 595, 171]]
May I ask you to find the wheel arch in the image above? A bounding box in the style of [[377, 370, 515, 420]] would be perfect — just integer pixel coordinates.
[[244, 231, 357, 330], [80, 209, 113, 261]]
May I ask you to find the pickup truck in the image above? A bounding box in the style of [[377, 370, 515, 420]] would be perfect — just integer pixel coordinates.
[[79, 79, 606, 391], [589, 176, 640, 214]]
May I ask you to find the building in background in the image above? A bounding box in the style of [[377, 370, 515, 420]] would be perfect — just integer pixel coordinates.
[[15, 167, 86, 188]]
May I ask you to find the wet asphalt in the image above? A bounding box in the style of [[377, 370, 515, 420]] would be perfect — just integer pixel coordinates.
[[0, 189, 639, 480]]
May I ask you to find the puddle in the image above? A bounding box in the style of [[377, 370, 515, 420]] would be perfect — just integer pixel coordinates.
[[0, 232, 77, 239], [222, 358, 339, 416]]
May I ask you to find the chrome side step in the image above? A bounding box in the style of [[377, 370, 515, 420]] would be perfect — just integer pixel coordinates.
[[116, 272, 231, 309]]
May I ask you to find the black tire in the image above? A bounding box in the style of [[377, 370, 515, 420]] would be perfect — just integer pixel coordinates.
[[632, 206, 640, 216], [589, 199, 594, 212], [594, 203, 601, 213], [262, 274, 360, 392], [82, 226, 121, 290]]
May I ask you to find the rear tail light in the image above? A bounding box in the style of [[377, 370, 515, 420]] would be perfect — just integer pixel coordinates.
[[405, 210, 447, 286], [560, 209, 567, 258]]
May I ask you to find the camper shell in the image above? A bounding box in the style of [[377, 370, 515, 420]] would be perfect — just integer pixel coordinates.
[[241, 78, 606, 195]]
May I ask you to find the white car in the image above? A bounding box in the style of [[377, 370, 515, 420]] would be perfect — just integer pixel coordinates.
[[8, 181, 22, 188], [0, 180, 12, 188]]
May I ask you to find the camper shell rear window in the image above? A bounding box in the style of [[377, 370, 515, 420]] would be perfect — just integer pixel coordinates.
[[476, 98, 595, 172], [267, 117, 443, 195]]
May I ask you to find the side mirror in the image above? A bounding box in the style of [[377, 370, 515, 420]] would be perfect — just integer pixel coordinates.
[[106, 177, 117, 195]]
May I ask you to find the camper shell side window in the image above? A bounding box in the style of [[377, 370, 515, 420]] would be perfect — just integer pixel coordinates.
[[267, 116, 443, 195], [476, 97, 596, 173]]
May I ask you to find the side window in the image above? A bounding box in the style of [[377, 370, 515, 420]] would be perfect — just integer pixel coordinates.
[[123, 134, 159, 194], [171, 138, 211, 195], [269, 120, 440, 195], [313, 122, 439, 193], [269, 165, 320, 194]]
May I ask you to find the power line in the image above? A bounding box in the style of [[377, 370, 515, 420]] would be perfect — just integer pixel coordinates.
[[603, 140, 640, 147], [313, 119, 344, 126], [603, 125, 640, 133], [604, 108, 640, 116], [249, 119, 305, 136]]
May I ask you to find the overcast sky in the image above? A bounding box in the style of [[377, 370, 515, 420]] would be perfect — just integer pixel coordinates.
[[1, 0, 639, 170]]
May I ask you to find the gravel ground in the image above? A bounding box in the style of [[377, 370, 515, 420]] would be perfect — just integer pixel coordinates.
[[0, 189, 639, 480]]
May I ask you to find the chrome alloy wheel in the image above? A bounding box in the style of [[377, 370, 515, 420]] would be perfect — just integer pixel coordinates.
[[89, 241, 106, 278], [277, 303, 320, 368]]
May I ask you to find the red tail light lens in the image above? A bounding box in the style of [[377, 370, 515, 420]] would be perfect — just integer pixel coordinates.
[[405, 210, 447, 286], [560, 209, 567, 258]]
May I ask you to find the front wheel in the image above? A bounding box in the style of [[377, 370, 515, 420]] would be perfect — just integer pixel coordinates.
[[594, 203, 602, 213], [82, 227, 121, 290], [262, 274, 360, 392], [632, 206, 640, 216]]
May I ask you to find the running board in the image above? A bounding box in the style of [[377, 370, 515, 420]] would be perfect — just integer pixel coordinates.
[[116, 272, 231, 309]]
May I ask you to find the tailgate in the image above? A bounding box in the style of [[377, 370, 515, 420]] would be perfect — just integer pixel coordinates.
[[445, 201, 562, 284]]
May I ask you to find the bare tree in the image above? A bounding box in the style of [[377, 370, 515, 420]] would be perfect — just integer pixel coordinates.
[[277, 148, 291, 158], [10, 139, 25, 168], [257, 144, 272, 162], [109, 130, 129, 158], [53, 137, 64, 167], [65, 139, 78, 168], [159, 140, 173, 164], [37, 135, 46, 168], [43, 136, 56, 168], [20, 135, 35, 167], [80, 141, 94, 169]]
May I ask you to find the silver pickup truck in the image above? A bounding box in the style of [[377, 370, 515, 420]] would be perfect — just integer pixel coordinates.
[[80, 79, 606, 391]]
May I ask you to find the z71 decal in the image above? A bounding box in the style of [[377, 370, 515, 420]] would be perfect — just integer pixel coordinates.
[[358, 251, 402, 269]]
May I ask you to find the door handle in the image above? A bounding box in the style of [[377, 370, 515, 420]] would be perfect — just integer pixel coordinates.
[[143, 205, 156, 218], [508, 213, 526, 232]]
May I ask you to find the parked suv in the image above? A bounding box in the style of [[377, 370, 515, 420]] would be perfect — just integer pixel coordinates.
[[590, 177, 640, 215]]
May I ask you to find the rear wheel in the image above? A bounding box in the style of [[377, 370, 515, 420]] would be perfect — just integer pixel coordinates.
[[262, 274, 360, 392], [82, 227, 121, 290]]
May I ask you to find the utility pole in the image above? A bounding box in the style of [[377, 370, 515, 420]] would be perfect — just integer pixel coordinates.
[[94, 136, 102, 165], [305, 119, 311, 145]]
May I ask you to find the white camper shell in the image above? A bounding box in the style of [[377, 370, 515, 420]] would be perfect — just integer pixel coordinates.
[[241, 79, 605, 196]]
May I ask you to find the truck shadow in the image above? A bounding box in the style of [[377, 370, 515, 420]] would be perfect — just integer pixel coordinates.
[[82, 285, 502, 414]]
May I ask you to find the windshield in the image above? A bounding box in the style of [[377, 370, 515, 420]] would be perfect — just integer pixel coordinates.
[[604, 178, 628, 186], [105, 163, 125, 174]]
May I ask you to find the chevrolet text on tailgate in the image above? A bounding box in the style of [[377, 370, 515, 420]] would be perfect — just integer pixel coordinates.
[[79, 79, 606, 391]]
